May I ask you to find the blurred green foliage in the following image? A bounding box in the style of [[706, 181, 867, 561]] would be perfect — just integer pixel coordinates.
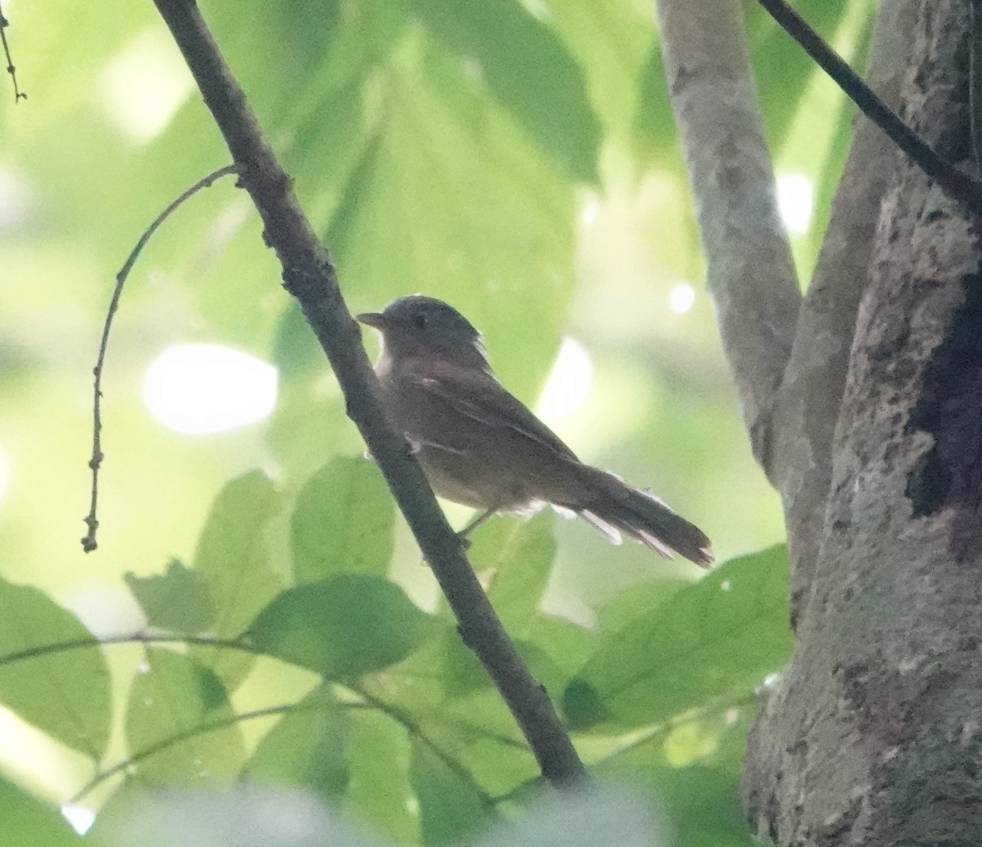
[[0, 0, 875, 844]]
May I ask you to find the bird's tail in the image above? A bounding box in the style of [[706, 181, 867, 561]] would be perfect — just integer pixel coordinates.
[[572, 466, 713, 567]]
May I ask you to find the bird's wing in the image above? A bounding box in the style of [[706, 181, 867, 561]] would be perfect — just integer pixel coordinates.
[[409, 361, 579, 461]]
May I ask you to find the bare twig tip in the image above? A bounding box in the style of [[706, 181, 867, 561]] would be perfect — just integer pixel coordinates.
[[83, 163, 240, 553]]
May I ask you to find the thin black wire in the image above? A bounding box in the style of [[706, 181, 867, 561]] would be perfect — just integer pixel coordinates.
[[757, 0, 982, 216]]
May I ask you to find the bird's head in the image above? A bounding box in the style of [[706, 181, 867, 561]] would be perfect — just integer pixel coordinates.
[[357, 295, 490, 371]]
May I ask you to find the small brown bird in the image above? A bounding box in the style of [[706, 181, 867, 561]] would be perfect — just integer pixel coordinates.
[[357, 296, 713, 567]]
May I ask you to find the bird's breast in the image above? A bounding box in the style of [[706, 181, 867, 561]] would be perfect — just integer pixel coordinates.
[[376, 364, 588, 512]]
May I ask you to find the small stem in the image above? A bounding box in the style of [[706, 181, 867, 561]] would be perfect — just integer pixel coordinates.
[[82, 164, 240, 553], [0, 2, 26, 103]]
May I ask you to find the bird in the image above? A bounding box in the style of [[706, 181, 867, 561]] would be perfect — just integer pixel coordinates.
[[357, 295, 713, 567]]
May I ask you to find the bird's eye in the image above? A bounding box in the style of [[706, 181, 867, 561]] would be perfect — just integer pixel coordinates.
[[413, 313, 428, 330]]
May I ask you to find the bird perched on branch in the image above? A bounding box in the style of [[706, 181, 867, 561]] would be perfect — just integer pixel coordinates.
[[357, 295, 713, 567]]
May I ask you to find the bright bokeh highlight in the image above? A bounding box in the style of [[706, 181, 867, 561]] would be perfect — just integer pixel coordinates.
[[0, 706, 79, 804], [667, 282, 696, 314], [99, 27, 195, 143], [142, 344, 278, 435], [776, 172, 815, 235], [61, 805, 96, 835], [580, 197, 601, 227], [536, 337, 594, 421], [0, 167, 31, 232]]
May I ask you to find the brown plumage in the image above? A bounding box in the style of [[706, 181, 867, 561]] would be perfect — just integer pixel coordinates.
[[358, 296, 713, 567]]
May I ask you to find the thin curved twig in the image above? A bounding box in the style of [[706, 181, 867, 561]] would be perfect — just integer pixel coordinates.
[[71, 699, 307, 803], [0, 2, 26, 103], [491, 690, 760, 805], [0, 632, 496, 808], [350, 683, 498, 809], [0, 631, 256, 669], [0, 628, 502, 808], [72, 688, 495, 809], [30, 633, 493, 809], [81, 164, 241, 553]]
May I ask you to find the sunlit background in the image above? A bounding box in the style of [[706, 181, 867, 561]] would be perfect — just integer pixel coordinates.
[[0, 0, 871, 828], [142, 343, 278, 435], [131, 157, 816, 439]]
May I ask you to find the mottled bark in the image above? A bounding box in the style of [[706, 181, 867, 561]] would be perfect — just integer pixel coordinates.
[[769, 0, 916, 621], [744, 2, 982, 843]]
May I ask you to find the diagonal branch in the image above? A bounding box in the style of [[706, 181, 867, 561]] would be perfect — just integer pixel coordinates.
[[150, 0, 586, 789], [655, 0, 802, 472]]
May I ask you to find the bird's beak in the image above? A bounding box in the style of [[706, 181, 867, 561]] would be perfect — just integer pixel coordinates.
[[356, 311, 386, 329]]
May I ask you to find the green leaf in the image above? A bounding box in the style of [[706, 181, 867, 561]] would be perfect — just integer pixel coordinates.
[[191, 471, 284, 689], [344, 709, 417, 844], [438, 629, 569, 698], [267, 305, 365, 486], [0, 774, 85, 847], [438, 627, 492, 699], [0, 576, 110, 758], [124, 559, 216, 633], [596, 576, 689, 632], [248, 574, 438, 679], [246, 684, 349, 800], [408, 0, 600, 182], [85, 782, 149, 846], [601, 699, 756, 775], [266, 372, 362, 487], [537, 0, 654, 140], [640, 765, 756, 847], [277, 4, 410, 230], [524, 613, 598, 677], [326, 31, 574, 403], [436, 688, 539, 796], [410, 738, 497, 847], [381, 629, 539, 797], [475, 512, 555, 637], [563, 545, 792, 731], [291, 456, 395, 581], [125, 648, 245, 785], [632, 43, 681, 169], [561, 678, 610, 730]]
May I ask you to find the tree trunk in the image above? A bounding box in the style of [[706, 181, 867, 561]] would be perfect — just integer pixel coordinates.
[[743, 1, 982, 843]]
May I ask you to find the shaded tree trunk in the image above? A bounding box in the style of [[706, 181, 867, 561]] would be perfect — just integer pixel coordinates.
[[742, 1, 982, 842]]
